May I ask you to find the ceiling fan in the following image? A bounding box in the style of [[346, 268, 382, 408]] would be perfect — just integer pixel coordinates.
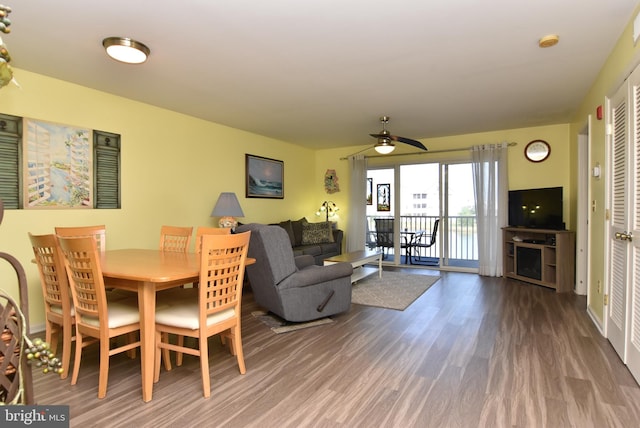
[[369, 116, 428, 154]]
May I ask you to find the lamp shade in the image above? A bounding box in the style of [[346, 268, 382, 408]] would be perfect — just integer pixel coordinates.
[[374, 141, 395, 154], [211, 192, 245, 218]]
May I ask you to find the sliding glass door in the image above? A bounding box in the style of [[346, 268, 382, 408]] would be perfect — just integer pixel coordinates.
[[367, 161, 478, 270]]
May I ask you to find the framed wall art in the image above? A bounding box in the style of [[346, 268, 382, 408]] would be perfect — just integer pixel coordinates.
[[24, 119, 93, 209], [377, 183, 390, 211], [366, 178, 373, 205], [245, 154, 284, 199]]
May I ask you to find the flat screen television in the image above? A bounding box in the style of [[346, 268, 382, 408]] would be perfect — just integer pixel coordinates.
[[508, 186, 564, 230]]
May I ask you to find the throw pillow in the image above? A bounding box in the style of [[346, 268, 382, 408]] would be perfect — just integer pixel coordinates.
[[301, 221, 334, 245], [278, 220, 296, 247], [291, 217, 308, 246]]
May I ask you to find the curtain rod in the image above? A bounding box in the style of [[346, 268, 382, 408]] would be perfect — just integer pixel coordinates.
[[340, 142, 517, 160]]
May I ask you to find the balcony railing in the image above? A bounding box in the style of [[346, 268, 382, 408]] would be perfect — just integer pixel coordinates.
[[366, 215, 478, 266]]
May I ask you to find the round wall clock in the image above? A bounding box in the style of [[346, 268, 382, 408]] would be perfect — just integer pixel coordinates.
[[525, 140, 550, 162]]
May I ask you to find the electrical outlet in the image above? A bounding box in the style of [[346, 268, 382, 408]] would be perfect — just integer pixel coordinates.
[[592, 200, 597, 212], [597, 280, 602, 293]]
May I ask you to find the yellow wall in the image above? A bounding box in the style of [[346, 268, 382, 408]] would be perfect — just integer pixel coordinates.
[[569, 4, 640, 323], [0, 69, 318, 330]]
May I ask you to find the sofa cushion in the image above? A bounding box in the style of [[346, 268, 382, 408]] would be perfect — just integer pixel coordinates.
[[278, 220, 296, 247], [296, 245, 322, 257], [301, 221, 334, 245], [291, 217, 308, 246]]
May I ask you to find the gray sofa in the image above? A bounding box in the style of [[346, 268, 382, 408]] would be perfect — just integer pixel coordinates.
[[271, 217, 343, 265], [236, 223, 353, 322]]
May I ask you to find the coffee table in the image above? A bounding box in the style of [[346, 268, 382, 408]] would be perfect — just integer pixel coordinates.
[[324, 249, 382, 283]]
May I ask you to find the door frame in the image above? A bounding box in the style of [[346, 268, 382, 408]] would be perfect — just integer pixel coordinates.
[[576, 116, 592, 296]]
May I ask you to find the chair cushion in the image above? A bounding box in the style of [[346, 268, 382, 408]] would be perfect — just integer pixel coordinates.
[[50, 303, 75, 317], [301, 221, 334, 245], [80, 299, 140, 329], [155, 300, 235, 330]]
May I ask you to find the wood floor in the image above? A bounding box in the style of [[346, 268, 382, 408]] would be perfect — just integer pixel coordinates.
[[31, 269, 640, 428]]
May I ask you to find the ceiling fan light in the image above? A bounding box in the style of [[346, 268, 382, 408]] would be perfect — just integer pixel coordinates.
[[375, 141, 395, 154], [103, 37, 150, 64]]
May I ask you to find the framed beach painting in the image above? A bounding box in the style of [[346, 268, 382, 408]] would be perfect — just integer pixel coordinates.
[[245, 154, 284, 199], [23, 119, 93, 209]]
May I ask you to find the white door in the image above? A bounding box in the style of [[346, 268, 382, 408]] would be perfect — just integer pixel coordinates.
[[625, 66, 640, 381], [607, 79, 629, 361]]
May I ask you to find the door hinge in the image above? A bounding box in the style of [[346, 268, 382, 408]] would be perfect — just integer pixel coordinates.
[[604, 294, 609, 305]]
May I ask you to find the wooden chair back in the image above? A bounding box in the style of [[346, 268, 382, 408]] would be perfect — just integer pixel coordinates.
[[199, 231, 251, 319], [29, 233, 73, 319], [194, 226, 231, 254], [57, 236, 108, 333], [159, 225, 193, 253], [55, 225, 107, 252]]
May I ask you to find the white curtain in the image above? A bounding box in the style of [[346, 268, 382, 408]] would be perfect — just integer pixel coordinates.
[[346, 154, 367, 252], [472, 143, 508, 276]]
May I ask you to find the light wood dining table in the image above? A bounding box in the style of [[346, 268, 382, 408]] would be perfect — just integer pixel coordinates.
[[100, 249, 254, 402]]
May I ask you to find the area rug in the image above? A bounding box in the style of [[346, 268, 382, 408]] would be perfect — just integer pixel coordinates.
[[351, 271, 440, 311], [251, 310, 334, 334]]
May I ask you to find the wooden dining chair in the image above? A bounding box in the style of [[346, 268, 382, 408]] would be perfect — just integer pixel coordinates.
[[55, 225, 107, 252], [165, 226, 233, 365], [194, 226, 231, 254], [159, 225, 193, 253], [154, 231, 251, 398], [28, 233, 75, 380], [57, 235, 141, 399]]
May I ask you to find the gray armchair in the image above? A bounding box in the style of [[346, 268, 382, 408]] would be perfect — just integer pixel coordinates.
[[236, 223, 353, 322]]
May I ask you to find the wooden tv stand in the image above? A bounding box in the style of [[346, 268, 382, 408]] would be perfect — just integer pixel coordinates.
[[502, 227, 575, 293]]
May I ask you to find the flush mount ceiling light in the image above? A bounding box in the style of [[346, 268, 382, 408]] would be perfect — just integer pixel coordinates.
[[538, 34, 559, 48], [102, 37, 150, 64]]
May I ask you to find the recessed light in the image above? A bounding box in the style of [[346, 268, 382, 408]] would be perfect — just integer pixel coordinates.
[[539, 34, 559, 48], [102, 37, 150, 64]]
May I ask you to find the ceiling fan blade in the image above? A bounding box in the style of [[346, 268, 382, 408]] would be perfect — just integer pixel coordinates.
[[390, 135, 428, 151]]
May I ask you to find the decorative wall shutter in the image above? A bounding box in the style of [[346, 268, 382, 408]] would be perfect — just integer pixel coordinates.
[[93, 130, 121, 209], [0, 113, 22, 209]]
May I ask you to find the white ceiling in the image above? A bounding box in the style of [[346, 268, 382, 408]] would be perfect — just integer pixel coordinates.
[[3, 1, 639, 150]]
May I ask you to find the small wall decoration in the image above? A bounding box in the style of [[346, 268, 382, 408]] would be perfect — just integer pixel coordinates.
[[366, 178, 373, 205], [324, 169, 339, 194], [246, 154, 284, 198], [377, 183, 390, 211], [24, 119, 93, 209]]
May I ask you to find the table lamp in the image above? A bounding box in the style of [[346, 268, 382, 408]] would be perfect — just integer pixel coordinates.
[[211, 192, 245, 230]]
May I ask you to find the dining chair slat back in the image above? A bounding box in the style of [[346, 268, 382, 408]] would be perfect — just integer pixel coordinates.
[[159, 225, 193, 253], [194, 226, 231, 254], [55, 225, 107, 252], [28, 233, 75, 379]]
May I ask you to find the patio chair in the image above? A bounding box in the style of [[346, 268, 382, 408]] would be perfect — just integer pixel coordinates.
[[411, 219, 439, 265], [374, 218, 395, 259]]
